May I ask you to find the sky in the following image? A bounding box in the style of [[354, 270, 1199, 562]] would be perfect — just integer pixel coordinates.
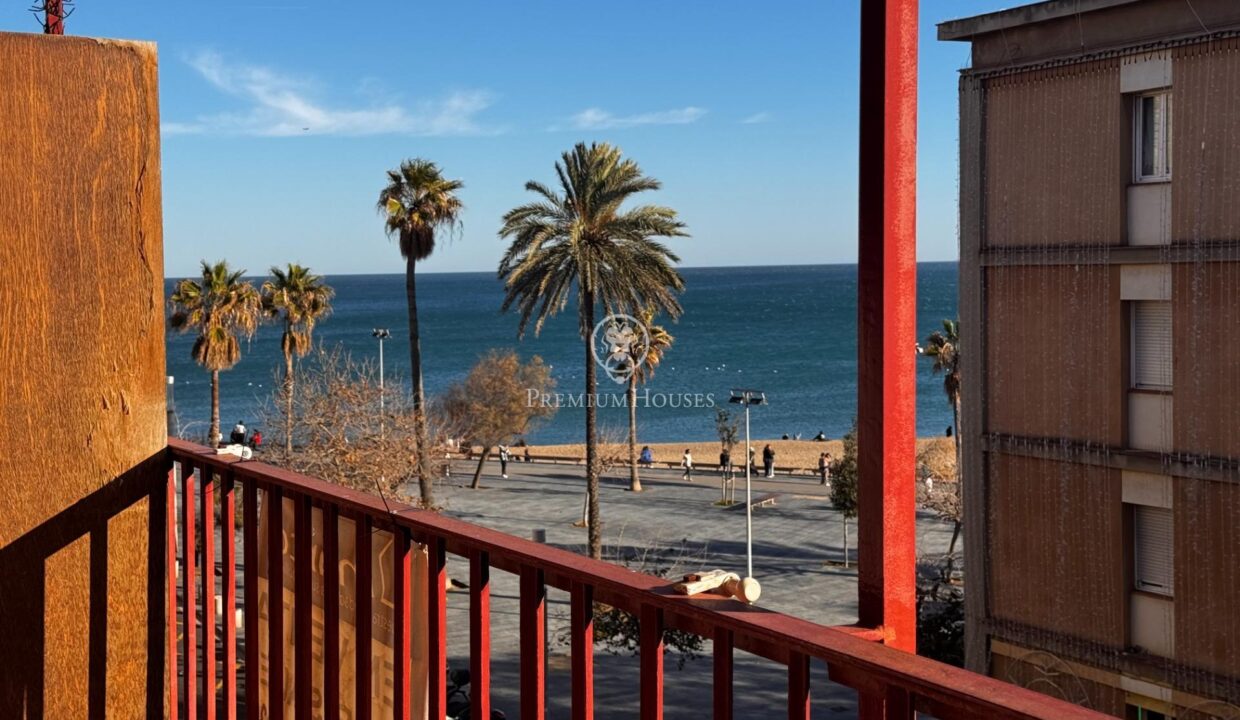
[[3, 1, 1008, 275]]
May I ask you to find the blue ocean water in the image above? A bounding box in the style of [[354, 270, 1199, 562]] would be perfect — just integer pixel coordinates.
[[165, 263, 958, 444]]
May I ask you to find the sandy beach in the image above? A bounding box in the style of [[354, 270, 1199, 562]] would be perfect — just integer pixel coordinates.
[[524, 437, 954, 471]]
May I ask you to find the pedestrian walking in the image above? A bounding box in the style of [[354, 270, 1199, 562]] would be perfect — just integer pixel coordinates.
[[762, 444, 775, 478], [819, 452, 833, 486], [719, 447, 732, 480], [682, 448, 694, 482], [498, 444, 510, 478]]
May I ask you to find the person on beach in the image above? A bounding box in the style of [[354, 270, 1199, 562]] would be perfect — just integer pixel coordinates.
[[498, 444, 510, 478], [682, 449, 694, 482], [762, 444, 775, 478], [640, 446, 654, 466], [719, 447, 732, 480], [813, 430, 826, 442], [819, 452, 832, 486], [231, 420, 247, 445]]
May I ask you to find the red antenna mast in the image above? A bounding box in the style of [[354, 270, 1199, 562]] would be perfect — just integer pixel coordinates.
[[35, 0, 72, 34]]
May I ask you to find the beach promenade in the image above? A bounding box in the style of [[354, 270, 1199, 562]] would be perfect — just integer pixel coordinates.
[[423, 458, 959, 719]]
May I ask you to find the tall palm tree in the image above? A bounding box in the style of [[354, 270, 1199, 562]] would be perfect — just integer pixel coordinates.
[[921, 318, 961, 554], [169, 261, 263, 448], [262, 263, 335, 461], [378, 159, 464, 508], [624, 309, 673, 493], [498, 142, 687, 559]]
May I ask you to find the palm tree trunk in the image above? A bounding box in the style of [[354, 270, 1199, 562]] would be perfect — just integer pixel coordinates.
[[210, 369, 221, 448], [628, 375, 641, 492], [471, 447, 491, 489], [284, 342, 294, 463], [583, 289, 601, 559], [407, 254, 433, 507]]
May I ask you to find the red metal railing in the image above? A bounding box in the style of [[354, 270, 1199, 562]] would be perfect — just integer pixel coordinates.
[[164, 438, 1106, 720]]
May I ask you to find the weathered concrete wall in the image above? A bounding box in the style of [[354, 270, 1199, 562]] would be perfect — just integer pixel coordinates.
[[985, 265, 1125, 444], [983, 60, 1122, 249], [0, 31, 165, 718], [987, 454, 1125, 647]]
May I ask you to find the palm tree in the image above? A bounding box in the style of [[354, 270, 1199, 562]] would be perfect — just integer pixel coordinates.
[[378, 159, 463, 508], [169, 261, 263, 448], [624, 309, 673, 492], [498, 142, 687, 559], [921, 318, 961, 554], [262, 264, 335, 461]]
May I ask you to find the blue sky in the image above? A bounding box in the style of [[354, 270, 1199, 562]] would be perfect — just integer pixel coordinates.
[[4, 1, 1004, 275]]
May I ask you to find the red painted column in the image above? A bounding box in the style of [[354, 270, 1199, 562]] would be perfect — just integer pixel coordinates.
[[856, 0, 918, 653], [570, 582, 594, 720], [242, 481, 260, 720], [167, 468, 180, 720], [293, 497, 312, 720], [469, 550, 491, 720], [393, 530, 413, 720], [201, 471, 216, 720], [639, 606, 664, 720], [355, 517, 372, 720], [43, 0, 64, 34], [712, 628, 732, 720], [323, 506, 340, 719], [183, 464, 198, 720], [266, 488, 284, 719], [519, 567, 545, 720], [427, 537, 447, 720], [222, 472, 237, 720]]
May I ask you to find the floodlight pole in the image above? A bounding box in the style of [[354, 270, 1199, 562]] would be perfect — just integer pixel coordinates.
[[744, 399, 753, 579], [373, 329, 390, 437]]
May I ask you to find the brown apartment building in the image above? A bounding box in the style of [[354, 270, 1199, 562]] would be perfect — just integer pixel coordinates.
[[940, 1, 1240, 718]]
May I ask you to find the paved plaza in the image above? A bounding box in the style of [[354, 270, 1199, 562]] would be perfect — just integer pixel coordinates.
[[424, 458, 959, 719]]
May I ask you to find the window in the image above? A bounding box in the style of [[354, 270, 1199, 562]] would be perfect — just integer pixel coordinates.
[[1132, 301, 1172, 389], [1134, 505, 1173, 596], [1134, 92, 1171, 181], [1125, 703, 1169, 720]]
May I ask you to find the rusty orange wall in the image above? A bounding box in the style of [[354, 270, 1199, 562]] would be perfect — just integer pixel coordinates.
[[1173, 477, 1240, 679], [987, 454, 1124, 646], [1171, 262, 1240, 458], [983, 60, 1122, 249], [1171, 38, 1240, 244], [986, 265, 1125, 444], [0, 32, 164, 717]]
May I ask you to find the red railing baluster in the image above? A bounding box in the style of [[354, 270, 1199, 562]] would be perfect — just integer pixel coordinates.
[[221, 472, 237, 720], [570, 581, 594, 720], [323, 506, 340, 719], [267, 488, 284, 719], [469, 550, 491, 720], [427, 537, 447, 720], [788, 651, 809, 720], [167, 467, 180, 720], [242, 481, 259, 720], [202, 470, 217, 720], [293, 496, 312, 720], [394, 530, 413, 720], [355, 516, 372, 720], [183, 462, 198, 720], [712, 628, 732, 720], [519, 566, 545, 720], [640, 605, 664, 720]]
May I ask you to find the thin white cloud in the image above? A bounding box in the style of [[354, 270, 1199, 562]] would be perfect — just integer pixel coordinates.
[[741, 111, 773, 124], [557, 106, 707, 131], [163, 51, 499, 137]]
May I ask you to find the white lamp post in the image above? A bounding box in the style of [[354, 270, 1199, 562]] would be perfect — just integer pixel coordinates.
[[729, 388, 766, 603]]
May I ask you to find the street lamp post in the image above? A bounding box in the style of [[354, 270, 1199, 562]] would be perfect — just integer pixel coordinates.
[[373, 329, 390, 433], [730, 388, 766, 602]]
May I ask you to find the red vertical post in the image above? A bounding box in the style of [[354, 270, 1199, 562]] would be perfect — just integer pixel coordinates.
[[519, 566, 545, 720], [570, 582, 594, 720], [43, 0, 64, 34], [857, 0, 918, 653], [183, 463, 198, 720], [639, 606, 664, 720], [469, 550, 491, 720], [201, 471, 217, 720], [393, 531, 413, 720], [267, 488, 284, 719], [427, 537, 447, 720], [355, 517, 372, 720], [787, 652, 810, 720], [167, 468, 180, 720], [222, 472, 237, 720], [243, 481, 260, 720], [323, 506, 340, 720], [293, 497, 312, 720], [712, 628, 732, 720]]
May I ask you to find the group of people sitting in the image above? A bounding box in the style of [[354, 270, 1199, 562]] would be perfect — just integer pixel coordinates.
[[228, 420, 262, 450]]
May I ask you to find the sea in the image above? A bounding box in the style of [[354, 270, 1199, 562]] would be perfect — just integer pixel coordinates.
[[165, 263, 958, 445]]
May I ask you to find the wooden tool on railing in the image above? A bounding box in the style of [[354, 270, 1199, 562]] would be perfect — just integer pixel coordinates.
[[673, 569, 761, 603]]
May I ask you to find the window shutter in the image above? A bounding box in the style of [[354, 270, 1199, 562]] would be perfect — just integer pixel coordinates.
[[1135, 505, 1173, 595], [1134, 301, 1172, 389]]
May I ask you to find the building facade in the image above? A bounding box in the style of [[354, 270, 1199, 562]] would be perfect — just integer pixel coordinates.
[[941, 1, 1240, 718]]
